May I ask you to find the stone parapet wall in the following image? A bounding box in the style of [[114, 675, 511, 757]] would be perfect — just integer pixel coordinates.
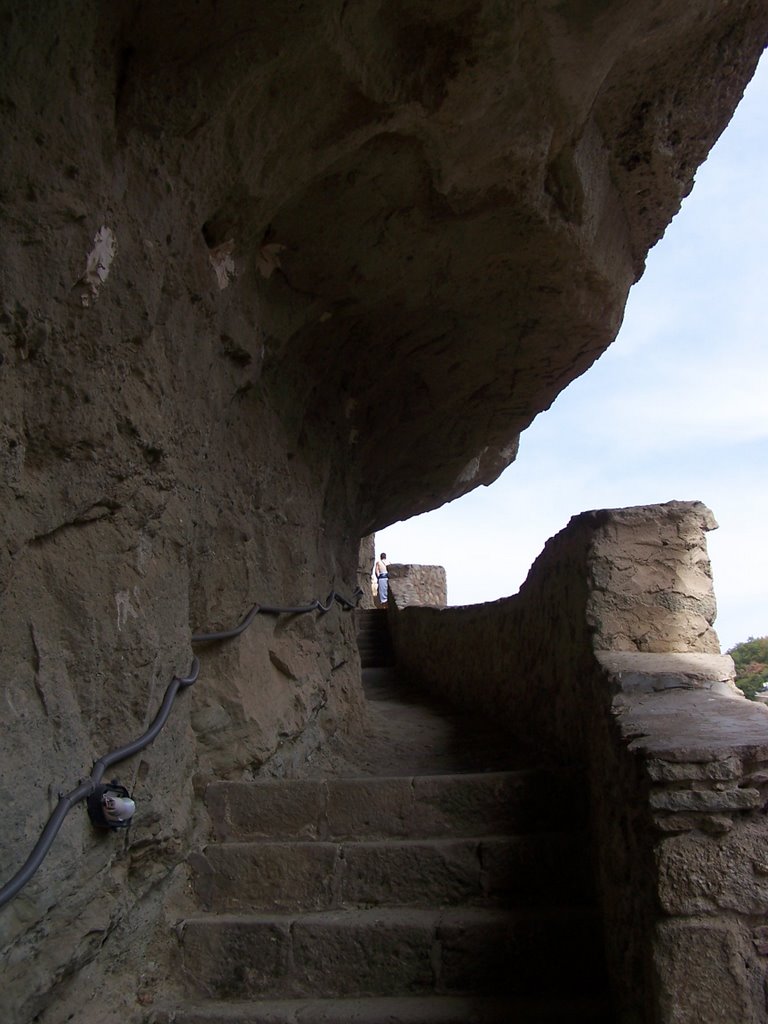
[[388, 501, 768, 1024], [388, 563, 447, 609], [604, 657, 768, 1024]]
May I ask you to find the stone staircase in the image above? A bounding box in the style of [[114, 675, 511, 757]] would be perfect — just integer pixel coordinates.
[[356, 609, 394, 668], [151, 667, 612, 1023]]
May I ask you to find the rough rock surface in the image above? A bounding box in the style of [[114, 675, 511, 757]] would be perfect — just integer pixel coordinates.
[[1, 2, 767, 1022], [388, 563, 448, 608]]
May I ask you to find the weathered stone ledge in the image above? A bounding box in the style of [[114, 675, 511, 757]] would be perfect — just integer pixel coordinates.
[[616, 687, 768, 762], [597, 651, 739, 696]]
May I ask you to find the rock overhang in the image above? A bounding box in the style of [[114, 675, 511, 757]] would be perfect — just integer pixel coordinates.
[[89, 1, 767, 536], [0, 2, 765, 562]]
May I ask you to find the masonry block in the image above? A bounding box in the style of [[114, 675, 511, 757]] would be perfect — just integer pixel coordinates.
[[656, 823, 768, 916], [207, 781, 325, 841], [654, 918, 764, 1024]]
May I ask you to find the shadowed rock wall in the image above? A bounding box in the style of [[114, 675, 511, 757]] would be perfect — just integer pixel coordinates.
[[1, 1, 767, 1021]]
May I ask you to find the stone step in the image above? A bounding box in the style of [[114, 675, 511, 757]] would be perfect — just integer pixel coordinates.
[[358, 649, 395, 669], [357, 644, 394, 669], [150, 994, 614, 1023], [205, 771, 585, 843], [356, 637, 393, 651], [356, 623, 391, 636], [356, 623, 391, 638], [356, 610, 394, 667], [356, 610, 390, 628], [179, 906, 605, 1001], [356, 638, 392, 651], [190, 834, 590, 913]]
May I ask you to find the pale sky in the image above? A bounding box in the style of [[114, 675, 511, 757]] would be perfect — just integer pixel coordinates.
[[377, 54, 768, 654]]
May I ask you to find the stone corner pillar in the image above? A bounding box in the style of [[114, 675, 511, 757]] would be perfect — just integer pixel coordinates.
[[388, 563, 448, 610], [585, 500, 721, 654]]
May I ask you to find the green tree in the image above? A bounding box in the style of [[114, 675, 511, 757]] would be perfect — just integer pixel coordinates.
[[728, 636, 768, 700]]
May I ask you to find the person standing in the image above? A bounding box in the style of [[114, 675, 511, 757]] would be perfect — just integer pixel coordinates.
[[374, 552, 389, 605]]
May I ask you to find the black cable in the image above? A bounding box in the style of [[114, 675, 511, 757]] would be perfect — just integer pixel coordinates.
[[190, 588, 362, 645], [91, 659, 200, 784], [0, 780, 94, 910], [0, 661, 199, 910], [0, 584, 361, 909]]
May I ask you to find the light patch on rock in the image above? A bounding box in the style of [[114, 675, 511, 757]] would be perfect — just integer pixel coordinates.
[[79, 226, 117, 306], [455, 455, 481, 487], [115, 587, 140, 630], [136, 534, 153, 577], [256, 242, 286, 279], [498, 439, 518, 463], [209, 239, 236, 290]]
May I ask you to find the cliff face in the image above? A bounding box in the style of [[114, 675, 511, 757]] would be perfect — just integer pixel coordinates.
[[0, 1, 766, 1020]]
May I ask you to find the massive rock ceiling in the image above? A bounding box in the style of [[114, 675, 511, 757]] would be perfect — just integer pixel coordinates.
[[2, 3, 765, 540], [113, 0, 766, 531]]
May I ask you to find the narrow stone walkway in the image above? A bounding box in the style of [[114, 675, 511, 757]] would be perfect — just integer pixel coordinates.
[[300, 666, 537, 778], [152, 660, 612, 1023]]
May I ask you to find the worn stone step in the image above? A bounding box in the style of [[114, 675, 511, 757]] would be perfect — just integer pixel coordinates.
[[356, 611, 395, 667], [358, 650, 395, 669], [358, 646, 394, 668], [356, 610, 390, 627], [356, 626, 391, 638], [356, 620, 391, 639], [190, 834, 591, 913], [205, 771, 585, 842], [356, 626, 391, 639], [149, 994, 614, 1023], [179, 906, 605, 1000], [356, 639, 393, 651], [357, 640, 393, 652]]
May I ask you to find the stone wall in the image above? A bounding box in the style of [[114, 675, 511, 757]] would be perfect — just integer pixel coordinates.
[[603, 656, 768, 1024], [388, 563, 447, 609], [357, 535, 377, 609], [587, 502, 721, 653], [388, 501, 768, 1024]]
